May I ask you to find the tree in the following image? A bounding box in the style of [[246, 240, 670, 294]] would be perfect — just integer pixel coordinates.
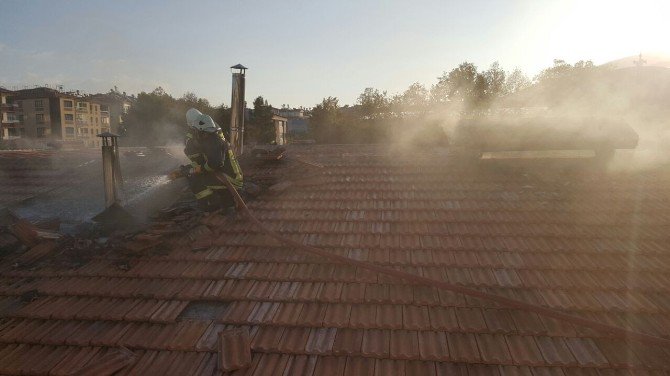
[[357, 88, 390, 119], [505, 68, 531, 94], [122, 87, 218, 146], [431, 62, 479, 111], [394, 82, 429, 114], [309, 97, 341, 142], [535, 59, 596, 84], [483, 62, 506, 99], [247, 96, 275, 143]]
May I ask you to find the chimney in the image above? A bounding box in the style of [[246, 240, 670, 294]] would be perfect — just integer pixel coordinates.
[[229, 64, 247, 155], [97, 132, 123, 207]]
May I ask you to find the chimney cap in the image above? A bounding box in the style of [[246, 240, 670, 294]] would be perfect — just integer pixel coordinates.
[[97, 131, 120, 138], [231, 64, 248, 70]]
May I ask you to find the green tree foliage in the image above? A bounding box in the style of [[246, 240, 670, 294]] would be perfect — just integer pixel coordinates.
[[393, 83, 429, 114], [122, 87, 221, 146], [309, 97, 342, 142], [533, 59, 600, 107], [247, 96, 275, 143], [357, 88, 390, 119]]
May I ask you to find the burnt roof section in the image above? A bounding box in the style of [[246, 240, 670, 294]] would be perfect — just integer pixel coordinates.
[[1, 144, 670, 374]]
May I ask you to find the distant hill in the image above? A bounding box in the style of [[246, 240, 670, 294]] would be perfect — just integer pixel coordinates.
[[603, 53, 670, 70], [501, 56, 670, 121]]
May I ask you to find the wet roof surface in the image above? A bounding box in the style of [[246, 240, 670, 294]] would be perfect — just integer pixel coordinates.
[[0, 148, 187, 232], [1, 144, 670, 374]]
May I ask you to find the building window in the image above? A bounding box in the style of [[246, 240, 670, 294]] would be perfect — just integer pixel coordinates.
[[34, 100, 44, 109], [17, 114, 24, 123], [65, 127, 75, 137], [64, 100, 73, 109], [36, 128, 46, 138], [16, 101, 23, 109], [65, 114, 74, 122], [36, 113, 45, 124], [8, 128, 19, 137]]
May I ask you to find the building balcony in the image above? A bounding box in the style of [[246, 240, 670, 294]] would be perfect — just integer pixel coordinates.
[[76, 107, 89, 113], [1, 103, 19, 111]]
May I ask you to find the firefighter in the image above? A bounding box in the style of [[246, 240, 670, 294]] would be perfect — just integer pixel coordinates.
[[184, 108, 243, 211]]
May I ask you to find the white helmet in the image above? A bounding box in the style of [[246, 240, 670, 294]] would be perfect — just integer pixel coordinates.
[[186, 108, 220, 133]]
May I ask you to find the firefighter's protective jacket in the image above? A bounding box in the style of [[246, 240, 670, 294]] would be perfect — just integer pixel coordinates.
[[184, 130, 243, 201]]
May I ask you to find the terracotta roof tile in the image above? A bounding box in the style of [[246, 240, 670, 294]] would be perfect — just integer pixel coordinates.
[[455, 307, 488, 332], [628, 344, 670, 370], [51, 346, 101, 376], [281, 354, 318, 376], [376, 304, 403, 329], [313, 355, 347, 376], [277, 327, 311, 353], [332, 328, 363, 356], [417, 330, 448, 360], [533, 336, 577, 367], [305, 327, 338, 354], [476, 333, 513, 364], [344, 356, 376, 375], [195, 322, 226, 351], [299, 303, 328, 327], [389, 330, 420, 359], [323, 303, 352, 327], [402, 305, 431, 330], [272, 302, 304, 326], [446, 332, 482, 363], [509, 311, 547, 336], [388, 284, 414, 304], [349, 304, 376, 328], [361, 329, 390, 357], [405, 360, 437, 376], [505, 335, 545, 365], [427, 306, 459, 331], [374, 358, 406, 376]]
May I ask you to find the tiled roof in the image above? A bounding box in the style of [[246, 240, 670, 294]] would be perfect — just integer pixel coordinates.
[[1, 144, 670, 374]]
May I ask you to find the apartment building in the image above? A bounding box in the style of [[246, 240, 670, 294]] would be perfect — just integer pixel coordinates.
[[0, 87, 20, 140], [9, 87, 105, 147], [90, 89, 133, 134]]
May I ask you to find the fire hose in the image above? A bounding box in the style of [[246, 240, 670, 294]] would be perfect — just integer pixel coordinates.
[[213, 172, 670, 348]]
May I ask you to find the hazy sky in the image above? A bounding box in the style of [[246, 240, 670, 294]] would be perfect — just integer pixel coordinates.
[[1, 0, 668, 107]]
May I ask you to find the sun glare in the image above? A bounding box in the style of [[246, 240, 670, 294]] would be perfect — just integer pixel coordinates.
[[547, 0, 669, 63]]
